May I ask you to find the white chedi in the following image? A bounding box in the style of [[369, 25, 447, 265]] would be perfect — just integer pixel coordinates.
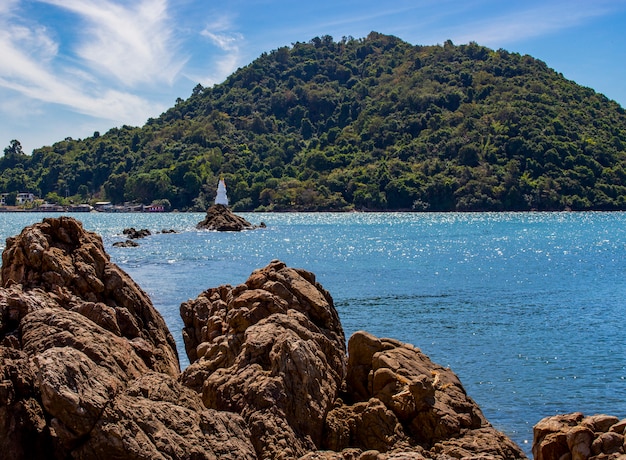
[[215, 178, 229, 206]]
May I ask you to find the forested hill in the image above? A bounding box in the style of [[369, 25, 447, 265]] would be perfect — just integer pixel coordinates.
[[5, 32, 626, 211]]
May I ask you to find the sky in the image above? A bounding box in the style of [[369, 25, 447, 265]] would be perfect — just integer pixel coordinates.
[[2, 0, 626, 155]]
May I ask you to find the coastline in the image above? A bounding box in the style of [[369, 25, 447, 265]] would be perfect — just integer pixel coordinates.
[[0, 211, 624, 457]]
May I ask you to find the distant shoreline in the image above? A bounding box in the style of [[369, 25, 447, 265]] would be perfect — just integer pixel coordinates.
[[1, 206, 625, 214]]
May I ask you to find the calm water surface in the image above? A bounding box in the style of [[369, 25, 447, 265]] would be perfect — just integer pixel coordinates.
[[1, 211, 624, 454]]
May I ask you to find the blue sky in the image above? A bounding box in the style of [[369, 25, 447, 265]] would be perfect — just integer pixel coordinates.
[[2, 0, 626, 154]]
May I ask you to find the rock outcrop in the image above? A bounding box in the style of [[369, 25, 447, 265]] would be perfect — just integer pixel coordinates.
[[319, 330, 526, 459], [1, 217, 528, 460], [181, 260, 347, 459], [122, 227, 151, 239], [0, 217, 256, 459], [532, 412, 626, 460], [181, 259, 527, 460], [1, 216, 178, 375], [196, 204, 257, 231]]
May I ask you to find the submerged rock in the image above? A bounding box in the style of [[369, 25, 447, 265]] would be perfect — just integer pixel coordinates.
[[196, 204, 256, 231], [122, 227, 151, 239], [1, 217, 529, 460], [112, 239, 140, 247]]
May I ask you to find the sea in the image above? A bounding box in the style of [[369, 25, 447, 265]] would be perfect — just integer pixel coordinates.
[[1, 211, 624, 455]]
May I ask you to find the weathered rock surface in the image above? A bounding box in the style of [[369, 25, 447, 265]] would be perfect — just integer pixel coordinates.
[[196, 203, 256, 231], [315, 330, 526, 459], [181, 260, 527, 460], [181, 259, 347, 459], [1, 216, 178, 375], [533, 412, 626, 460], [1, 217, 530, 460], [0, 217, 255, 460]]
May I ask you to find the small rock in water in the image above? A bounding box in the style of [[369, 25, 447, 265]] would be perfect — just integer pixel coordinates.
[[123, 227, 151, 239], [196, 204, 255, 231], [113, 239, 140, 248]]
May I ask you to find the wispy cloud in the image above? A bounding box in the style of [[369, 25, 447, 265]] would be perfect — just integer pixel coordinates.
[[39, 0, 186, 86], [0, 0, 183, 127], [196, 16, 245, 86], [436, 1, 623, 46]]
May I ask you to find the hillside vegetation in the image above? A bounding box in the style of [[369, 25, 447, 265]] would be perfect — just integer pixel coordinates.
[[4, 32, 626, 211]]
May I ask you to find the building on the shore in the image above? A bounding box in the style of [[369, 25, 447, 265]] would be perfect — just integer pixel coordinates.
[[34, 203, 65, 212], [1, 192, 36, 206], [67, 204, 93, 212], [16, 192, 35, 205], [144, 204, 165, 212], [94, 201, 113, 212]]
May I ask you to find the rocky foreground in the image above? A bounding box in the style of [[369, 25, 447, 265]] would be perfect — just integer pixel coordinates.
[[0, 217, 622, 459]]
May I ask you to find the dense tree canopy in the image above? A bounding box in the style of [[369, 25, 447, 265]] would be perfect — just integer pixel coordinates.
[[4, 32, 626, 211]]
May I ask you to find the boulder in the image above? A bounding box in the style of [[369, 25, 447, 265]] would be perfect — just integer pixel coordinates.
[[319, 330, 526, 459], [1, 216, 178, 375], [533, 413, 626, 460], [196, 204, 256, 231], [181, 259, 347, 459], [0, 217, 256, 459]]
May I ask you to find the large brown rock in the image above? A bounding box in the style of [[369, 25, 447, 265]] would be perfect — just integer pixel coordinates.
[[0, 218, 256, 460], [180, 260, 526, 460], [319, 330, 526, 459], [196, 204, 256, 231], [1, 218, 530, 460], [1, 216, 178, 376], [533, 412, 626, 460], [181, 259, 347, 459]]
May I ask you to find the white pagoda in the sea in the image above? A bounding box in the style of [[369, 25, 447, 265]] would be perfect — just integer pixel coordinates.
[[215, 178, 229, 206]]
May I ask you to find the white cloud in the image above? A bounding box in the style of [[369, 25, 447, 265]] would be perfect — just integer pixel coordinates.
[[0, 26, 158, 123], [38, 0, 187, 87], [0, 0, 181, 138], [194, 16, 245, 86]]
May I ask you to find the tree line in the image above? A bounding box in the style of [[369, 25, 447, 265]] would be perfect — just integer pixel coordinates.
[[3, 32, 626, 211]]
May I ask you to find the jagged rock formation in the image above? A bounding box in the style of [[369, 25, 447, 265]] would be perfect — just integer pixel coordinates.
[[196, 204, 256, 231], [1, 217, 528, 459], [533, 413, 626, 460], [1, 216, 178, 375], [320, 331, 526, 459], [181, 260, 346, 459], [181, 259, 527, 460], [0, 217, 256, 459]]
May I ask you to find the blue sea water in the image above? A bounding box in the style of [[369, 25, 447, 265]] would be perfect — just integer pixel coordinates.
[[1, 211, 625, 455]]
